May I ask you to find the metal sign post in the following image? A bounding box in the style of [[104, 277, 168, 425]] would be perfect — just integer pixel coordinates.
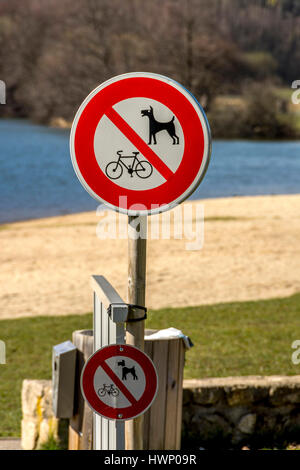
[[91, 276, 127, 450], [89, 275, 157, 450]]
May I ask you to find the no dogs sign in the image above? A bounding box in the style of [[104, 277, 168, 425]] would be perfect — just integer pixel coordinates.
[[70, 72, 211, 215], [81, 344, 158, 420]]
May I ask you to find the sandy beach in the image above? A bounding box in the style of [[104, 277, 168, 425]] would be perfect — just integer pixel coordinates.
[[0, 194, 299, 319]]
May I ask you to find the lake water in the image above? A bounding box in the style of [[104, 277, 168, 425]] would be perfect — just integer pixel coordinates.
[[0, 119, 299, 223]]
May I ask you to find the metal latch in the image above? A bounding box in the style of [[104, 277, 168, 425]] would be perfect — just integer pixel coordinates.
[[107, 303, 147, 323]]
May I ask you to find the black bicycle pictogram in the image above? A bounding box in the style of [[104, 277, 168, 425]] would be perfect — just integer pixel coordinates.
[[105, 150, 153, 180], [97, 383, 119, 397]]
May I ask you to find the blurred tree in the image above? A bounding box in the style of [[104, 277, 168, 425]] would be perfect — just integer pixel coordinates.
[[0, 0, 299, 123]]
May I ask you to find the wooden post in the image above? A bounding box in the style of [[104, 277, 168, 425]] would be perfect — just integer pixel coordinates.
[[143, 330, 185, 449], [126, 215, 147, 450]]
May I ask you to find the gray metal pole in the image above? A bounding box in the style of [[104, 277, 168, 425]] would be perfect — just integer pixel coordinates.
[[92, 277, 126, 450]]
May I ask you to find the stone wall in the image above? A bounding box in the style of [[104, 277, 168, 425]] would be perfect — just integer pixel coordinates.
[[21, 376, 300, 449], [182, 376, 300, 449], [21, 380, 68, 450]]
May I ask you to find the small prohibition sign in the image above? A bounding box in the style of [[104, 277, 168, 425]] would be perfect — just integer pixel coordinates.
[[81, 344, 158, 421]]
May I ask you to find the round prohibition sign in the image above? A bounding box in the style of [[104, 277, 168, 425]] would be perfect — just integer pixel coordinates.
[[80, 344, 158, 421], [70, 72, 211, 215]]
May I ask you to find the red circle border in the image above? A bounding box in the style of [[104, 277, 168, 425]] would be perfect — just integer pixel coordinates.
[[72, 75, 208, 212], [81, 344, 158, 420]]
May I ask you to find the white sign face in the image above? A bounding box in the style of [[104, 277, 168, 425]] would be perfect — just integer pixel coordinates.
[[81, 344, 158, 420], [93, 355, 146, 409], [94, 98, 185, 191]]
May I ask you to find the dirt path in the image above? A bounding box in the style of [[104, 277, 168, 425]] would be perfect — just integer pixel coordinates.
[[0, 438, 21, 450], [0, 194, 299, 319]]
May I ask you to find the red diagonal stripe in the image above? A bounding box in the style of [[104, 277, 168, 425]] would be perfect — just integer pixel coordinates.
[[105, 107, 174, 181], [100, 360, 138, 405]]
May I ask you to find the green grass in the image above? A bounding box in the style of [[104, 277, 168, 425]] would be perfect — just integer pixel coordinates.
[[0, 314, 93, 437], [147, 293, 300, 379], [38, 435, 64, 450], [1, 293, 300, 437]]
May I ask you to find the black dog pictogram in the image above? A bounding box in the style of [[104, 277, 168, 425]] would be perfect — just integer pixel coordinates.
[[117, 360, 138, 380], [141, 106, 180, 145]]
